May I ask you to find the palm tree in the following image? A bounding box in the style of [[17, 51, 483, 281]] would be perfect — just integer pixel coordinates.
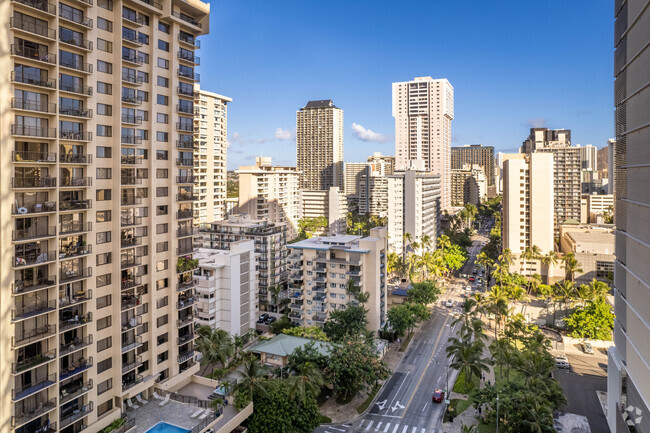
[[515, 351, 554, 386], [268, 285, 284, 311], [489, 338, 514, 381], [287, 361, 324, 403], [536, 284, 554, 323], [521, 399, 556, 433], [554, 280, 576, 317], [509, 285, 530, 315], [498, 248, 514, 273], [236, 356, 269, 400], [420, 234, 432, 255], [589, 278, 610, 302], [575, 284, 595, 308], [196, 327, 234, 375], [460, 423, 478, 433], [562, 252, 583, 282], [437, 234, 451, 251], [345, 278, 361, 304], [541, 250, 559, 281], [446, 340, 490, 389]]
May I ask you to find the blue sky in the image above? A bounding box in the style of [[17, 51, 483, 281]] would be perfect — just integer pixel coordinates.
[[198, 1, 614, 169]]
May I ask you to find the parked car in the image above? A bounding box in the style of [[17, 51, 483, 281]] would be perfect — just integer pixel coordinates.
[[445, 299, 454, 308], [555, 361, 570, 370], [582, 342, 594, 354], [555, 355, 569, 363], [257, 314, 269, 323], [432, 389, 445, 403], [469, 277, 475, 282], [266, 316, 277, 324]]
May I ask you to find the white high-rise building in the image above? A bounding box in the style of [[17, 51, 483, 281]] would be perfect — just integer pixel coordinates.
[[392, 77, 454, 210], [576, 144, 598, 171], [387, 163, 441, 255], [193, 86, 231, 226], [300, 187, 347, 236]]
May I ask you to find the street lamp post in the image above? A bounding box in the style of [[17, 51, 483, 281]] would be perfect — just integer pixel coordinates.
[[496, 394, 500, 433]]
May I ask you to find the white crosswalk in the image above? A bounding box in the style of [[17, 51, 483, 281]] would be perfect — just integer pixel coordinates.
[[345, 420, 435, 433]]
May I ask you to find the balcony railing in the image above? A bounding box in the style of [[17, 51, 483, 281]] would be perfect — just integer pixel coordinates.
[[11, 45, 56, 64], [177, 87, 195, 98], [13, 251, 56, 267], [177, 331, 195, 345], [176, 104, 194, 114], [121, 276, 142, 290], [12, 349, 56, 374], [122, 374, 143, 391], [59, 402, 93, 429], [59, 107, 93, 119], [121, 114, 143, 124], [177, 315, 194, 327], [60, 153, 91, 164], [11, 71, 56, 89], [176, 227, 197, 237], [121, 95, 144, 105], [12, 98, 56, 113], [172, 11, 201, 27], [121, 135, 143, 144], [11, 0, 56, 15], [59, 313, 92, 332], [60, 335, 92, 356], [60, 35, 93, 50], [121, 335, 142, 353], [59, 221, 92, 235], [12, 373, 56, 401], [11, 398, 56, 428], [121, 156, 143, 165], [121, 316, 142, 330], [12, 227, 56, 242], [59, 177, 92, 187], [10, 17, 55, 38], [12, 300, 56, 321], [178, 34, 200, 48], [60, 380, 93, 405], [122, 356, 142, 373], [177, 70, 200, 81], [120, 256, 142, 269], [177, 245, 193, 255], [176, 175, 196, 183], [177, 51, 200, 65], [59, 289, 92, 307], [177, 297, 196, 309], [59, 199, 91, 211], [121, 73, 143, 85], [121, 54, 144, 65], [176, 193, 198, 201], [135, 0, 161, 9], [59, 356, 93, 380], [59, 8, 93, 28], [12, 276, 56, 295], [177, 349, 195, 363], [176, 139, 194, 149], [177, 209, 193, 219], [59, 267, 92, 283], [11, 125, 56, 139], [121, 237, 141, 248], [176, 122, 194, 132], [60, 131, 92, 141], [12, 176, 57, 189], [176, 158, 194, 167], [121, 216, 143, 227], [59, 82, 92, 95], [59, 59, 93, 73], [12, 325, 56, 348]]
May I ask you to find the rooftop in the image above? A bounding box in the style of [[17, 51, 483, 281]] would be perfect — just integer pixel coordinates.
[[302, 100, 338, 109], [287, 234, 371, 252], [564, 229, 615, 254], [249, 334, 331, 358]]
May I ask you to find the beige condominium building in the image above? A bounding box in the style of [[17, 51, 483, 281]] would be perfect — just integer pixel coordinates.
[[451, 144, 495, 186], [343, 162, 370, 211], [608, 1, 650, 432], [450, 164, 487, 207], [198, 214, 288, 314], [0, 0, 213, 432], [502, 153, 554, 257], [393, 76, 454, 210], [286, 228, 388, 333], [387, 162, 441, 255], [237, 157, 301, 239], [296, 100, 344, 191], [299, 187, 347, 236], [193, 85, 230, 226], [520, 128, 581, 235], [367, 152, 395, 176], [358, 174, 388, 218]]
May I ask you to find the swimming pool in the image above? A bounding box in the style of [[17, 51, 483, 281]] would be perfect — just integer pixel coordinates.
[[145, 422, 190, 433]]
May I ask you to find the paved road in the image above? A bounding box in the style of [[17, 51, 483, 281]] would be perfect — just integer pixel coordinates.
[[315, 230, 491, 433]]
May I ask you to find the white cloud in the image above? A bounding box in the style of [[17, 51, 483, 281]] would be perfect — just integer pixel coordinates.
[[351, 123, 390, 142], [231, 132, 242, 142], [274, 128, 295, 141]]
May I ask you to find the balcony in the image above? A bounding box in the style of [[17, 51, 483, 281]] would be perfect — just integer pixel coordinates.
[[59, 200, 91, 211], [135, 0, 162, 10], [121, 216, 143, 227], [176, 227, 196, 238], [60, 335, 92, 356], [121, 54, 144, 66], [178, 34, 200, 48], [59, 289, 92, 308], [60, 35, 93, 51], [12, 98, 56, 114], [121, 114, 143, 124], [176, 103, 194, 115], [59, 107, 92, 119], [177, 315, 194, 327], [12, 349, 56, 374], [122, 73, 143, 86], [60, 221, 92, 235], [177, 330, 195, 345], [59, 245, 92, 260], [176, 193, 198, 201], [177, 297, 196, 310], [59, 82, 92, 96], [121, 316, 142, 331], [10, 17, 55, 40], [177, 70, 200, 82], [11, 45, 56, 64], [60, 267, 92, 283], [60, 153, 91, 164], [122, 356, 143, 373], [13, 251, 56, 268], [121, 135, 143, 144], [122, 374, 143, 391], [12, 226, 56, 242], [60, 131, 92, 141], [11, 71, 55, 89], [121, 276, 142, 291], [59, 8, 93, 28], [121, 196, 142, 206], [120, 295, 138, 310], [177, 245, 193, 255], [13, 373, 57, 401], [177, 278, 196, 292], [11, 398, 56, 428], [11, 0, 56, 15], [60, 380, 93, 405], [12, 176, 57, 190], [176, 121, 194, 132], [59, 59, 93, 74], [12, 276, 56, 295], [177, 51, 200, 65], [176, 158, 194, 167], [121, 156, 143, 165], [12, 300, 56, 321], [121, 176, 142, 186], [12, 325, 56, 348], [177, 87, 195, 98], [177, 209, 193, 219], [176, 139, 194, 149], [121, 256, 142, 269], [59, 356, 93, 380], [59, 402, 93, 429], [176, 175, 196, 184], [11, 125, 57, 139], [171, 11, 202, 28], [177, 349, 195, 364], [122, 31, 143, 46], [121, 335, 143, 353], [121, 237, 141, 248], [59, 313, 92, 332]]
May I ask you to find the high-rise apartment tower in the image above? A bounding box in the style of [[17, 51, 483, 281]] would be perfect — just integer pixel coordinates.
[[451, 145, 495, 186]]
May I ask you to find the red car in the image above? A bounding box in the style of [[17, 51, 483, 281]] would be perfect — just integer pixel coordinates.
[[432, 389, 445, 403], [468, 277, 475, 282]]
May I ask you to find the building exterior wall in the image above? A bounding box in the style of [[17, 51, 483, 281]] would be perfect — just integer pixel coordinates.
[[358, 174, 388, 217], [344, 162, 370, 210], [393, 77, 453, 210], [299, 187, 347, 236], [609, 2, 650, 431], [577, 144, 597, 171], [193, 86, 230, 226], [367, 153, 395, 176], [451, 145, 495, 185], [0, 0, 210, 431]]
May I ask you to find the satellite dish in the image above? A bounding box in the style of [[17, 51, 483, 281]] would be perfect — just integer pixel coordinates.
[[17, 207, 28, 214]]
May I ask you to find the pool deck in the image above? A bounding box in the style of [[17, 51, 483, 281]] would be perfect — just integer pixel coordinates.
[[127, 398, 207, 433]]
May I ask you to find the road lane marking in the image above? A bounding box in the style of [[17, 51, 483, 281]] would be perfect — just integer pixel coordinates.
[[383, 423, 391, 432], [376, 422, 382, 430], [421, 429, 426, 433], [403, 315, 450, 413], [329, 428, 345, 432], [359, 420, 365, 427], [401, 426, 408, 433], [392, 424, 399, 433], [365, 421, 373, 431], [411, 428, 417, 433], [387, 372, 410, 413], [421, 403, 427, 412]]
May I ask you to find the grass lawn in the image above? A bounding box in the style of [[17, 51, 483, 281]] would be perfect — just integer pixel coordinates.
[[452, 370, 480, 394], [477, 422, 497, 433], [356, 385, 380, 414], [318, 414, 332, 423]]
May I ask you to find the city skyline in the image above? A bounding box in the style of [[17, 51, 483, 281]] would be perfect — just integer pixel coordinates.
[[199, 0, 614, 169]]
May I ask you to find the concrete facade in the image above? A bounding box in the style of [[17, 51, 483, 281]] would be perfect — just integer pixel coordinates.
[[344, 162, 370, 211], [367, 152, 395, 176], [450, 164, 486, 207], [300, 187, 347, 236], [358, 174, 389, 217], [559, 224, 615, 285], [451, 144, 495, 185], [393, 77, 453, 210]]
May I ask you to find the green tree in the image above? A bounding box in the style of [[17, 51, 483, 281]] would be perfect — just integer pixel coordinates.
[[443, 244, 468, 272], [287, 361, 324, 404], [387, 304, 416, 338], [235, 356, 270, 404], [270, 315, 296, 334], [565, 300, 614, 340], [287, 341, 329, 372], [323, 305, 368, 342], [406, 281, 441, 305], [562, 252, 583, 282], [196, 326, 234, 376], [282, 326, 329, 341], [446, 338, 490, 389]]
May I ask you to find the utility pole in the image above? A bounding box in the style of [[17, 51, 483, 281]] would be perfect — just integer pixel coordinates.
[[496, 394, 500, 433]]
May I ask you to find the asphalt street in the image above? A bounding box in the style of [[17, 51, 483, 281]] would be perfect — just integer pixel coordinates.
[[315, 227, 490, 433]]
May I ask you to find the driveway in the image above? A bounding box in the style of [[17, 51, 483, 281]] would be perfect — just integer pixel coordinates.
[[554, 370, 609, 433]]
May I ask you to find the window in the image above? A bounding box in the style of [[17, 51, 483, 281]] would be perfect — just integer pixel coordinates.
[[157, 242, 168, 253], [97, 17, 113, 32], [96, 252, 112, 266], [97, 336, 112, 352], [158, 39, 169, 51], [156, 113, 168, 123], [156, 260, 168, 271], [156, 150, 168, 160], [156, 187, 168, 197], [158, 22, 170, 33], [97, 316, 112, 331], [157, 333, 168, 345], [157, 351, 168, 363], [138, 51, 149, 64], [157, 57, 169, 69], [96, 168, 112, 179], [156, 224, 168, 234], [97, 231, 112, 244], [97, 379, 112, 395], [97, 103, 112, 116], [97, 357, 112, 374], [97, 295, 112, 310], [157, 95, 168, 105], [97, 189, 112, 201], [156, 169, 168, 179], [156, 278, 168, 291], [97, 399, 113, 417], [156, 315, 168, 327], [97, 125, 112, 137], [97, 39, 113, 52], [97, 81, 112, 94], [98, 0, 112, 10], [156, 132, 168, 142], [137, 110, 148, 121], [97, 60, 112, 74], [97, 146, 112, 158], [97, 273, 111, 288]]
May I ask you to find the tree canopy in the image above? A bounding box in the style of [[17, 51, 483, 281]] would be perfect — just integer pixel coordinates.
[[565, 300, 614, 340]]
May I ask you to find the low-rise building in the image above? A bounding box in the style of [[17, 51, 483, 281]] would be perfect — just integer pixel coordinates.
[[584, 194, 614, 223], [198, 215, 289, 313], [193, 242, 258, 336], [559, 224, 615, 284], [287, 228, 388, 333], [249, 334, 331, 367]]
